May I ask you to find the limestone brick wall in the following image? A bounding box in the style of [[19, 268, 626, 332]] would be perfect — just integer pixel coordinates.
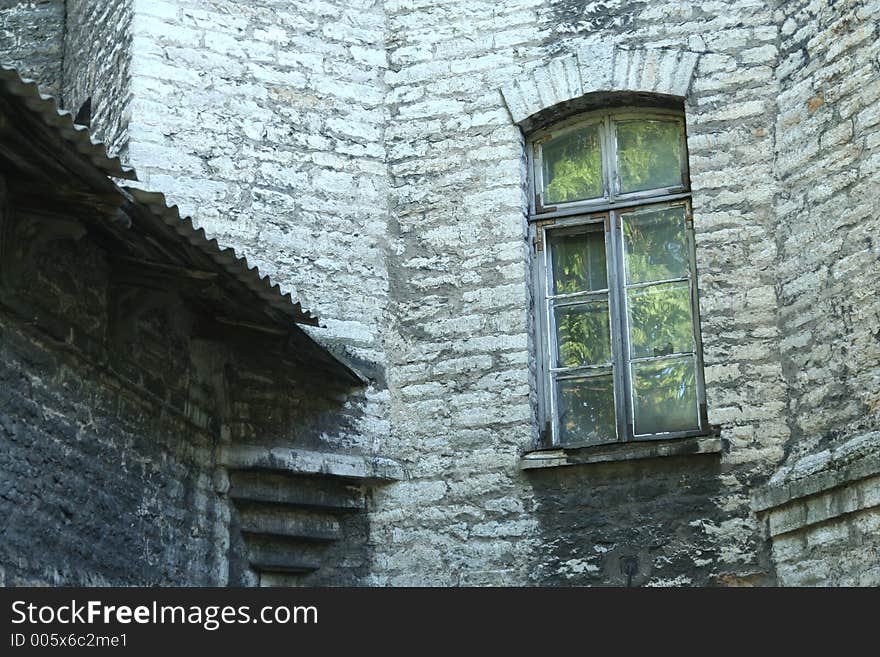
[[774, 0, 880, 457], [63, 0, 134, 159], [117, 0, 392, 453], [3, 0, 878, 586], [754, 432, 880, 586], [370, 0, 791, 585]]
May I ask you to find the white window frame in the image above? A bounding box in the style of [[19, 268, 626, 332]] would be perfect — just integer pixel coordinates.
[[528, 107, 709, 448]]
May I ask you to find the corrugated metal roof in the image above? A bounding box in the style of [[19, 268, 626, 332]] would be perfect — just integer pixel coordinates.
[[125, 187, 318, 326], [0, 63, 362, 383], [0, 65, 137, 181]]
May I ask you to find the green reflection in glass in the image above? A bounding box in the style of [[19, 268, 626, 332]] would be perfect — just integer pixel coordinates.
[[554, 299, 611, 368], [616, 120, 684, 194], [542, 124, 603, 204], [627, 281, 694, 359], [632, 357, 698, 435], [549, 228, 607, 295], [623, 205, 688, 284], [556, 373, 616, 445]]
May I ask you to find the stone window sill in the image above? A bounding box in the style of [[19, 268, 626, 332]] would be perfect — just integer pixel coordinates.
[[519, 435, 724, 471]]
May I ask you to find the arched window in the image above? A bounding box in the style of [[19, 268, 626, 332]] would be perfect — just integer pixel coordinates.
[[529, 107, 709, 447]]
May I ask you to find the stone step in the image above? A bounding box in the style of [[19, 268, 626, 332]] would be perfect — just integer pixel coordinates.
[[229, 471, 363, 513], [220, 444, 405, 483], [259, 572, 306, 587], [237, 506, 340, 542], [246, 538, 326, 574]]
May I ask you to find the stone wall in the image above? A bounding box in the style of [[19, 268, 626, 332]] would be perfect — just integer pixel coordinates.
[[369, 0, 789, 586], [0, 0, 64, 97], [56, 0, 802, 586], [120, 0, 391, 456], [0, 230, 227, 586], [63, 0, 134, 159], [753, 432, 880, 586], [0, 175, 377, 586], [774, 0, 880, 459], [2, 0, 878, 586]]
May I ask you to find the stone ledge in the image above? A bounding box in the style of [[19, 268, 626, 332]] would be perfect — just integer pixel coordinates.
[[519, 435, 722, 471], [751, 431, 880, 513], [762, 474, 880, 537], [220, 444, 407, 483]]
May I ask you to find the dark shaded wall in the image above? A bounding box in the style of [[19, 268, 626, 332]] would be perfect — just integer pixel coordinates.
[[528, 455, 731, 586], [0, 182, 371, 586], [0, 1, 65, 97], [0, 233, 227, 586]]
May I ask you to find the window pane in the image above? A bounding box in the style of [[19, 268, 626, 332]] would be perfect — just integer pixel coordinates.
[[632, 357, 699, 435], [616, 120, 684, 194], [542, 124, 603, 204], [556, 373, 616, 445], [627, 281, 694, 359], [554, 299, 611, 368], [623, 205, 689, 284], [549, 228, 607, 295]]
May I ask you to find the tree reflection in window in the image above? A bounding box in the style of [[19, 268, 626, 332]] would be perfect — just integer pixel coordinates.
[[542, 124, 603, 204], [623, 206, 688, 284], [557, 374, 616, 445], [533, 108, 704, 446], [555, 300, 611, 367], [632, 357, 699, 434], [616, 120, 684, 194], [550, 229, 607, 295]]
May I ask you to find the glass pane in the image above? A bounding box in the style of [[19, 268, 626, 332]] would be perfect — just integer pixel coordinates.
[[623, 205, 689, 284], [632, 357, 699, 435], [556, 373, 616, 445], [554, 299, 611, 368], [542, 123, 603, 204], [549, 228, 607, 295], [627, 281, 694, 359], [616, 120, 684, 194]]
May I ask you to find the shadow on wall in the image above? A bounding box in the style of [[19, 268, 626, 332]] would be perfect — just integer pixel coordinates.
[[526, 454, 763, 586]]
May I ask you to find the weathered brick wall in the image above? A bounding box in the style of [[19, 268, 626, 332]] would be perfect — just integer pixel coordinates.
[[754, 0, 880, 587], [0, 194, 373, 586], [75, 0, 799, 585], [0, 235, 227, 586], [754, 432, 880, 586], [369, 0, 789, 586], [117, 0, 391, 455], [63, 0, 134, 160], [774, 0, 880, 458], [3, 0, 878, 586], [0, 0, 64, 97], [773, 505, 880, 586]]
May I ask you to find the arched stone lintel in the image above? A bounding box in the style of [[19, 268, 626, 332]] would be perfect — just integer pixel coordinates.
[[501, 45, 700, 125]]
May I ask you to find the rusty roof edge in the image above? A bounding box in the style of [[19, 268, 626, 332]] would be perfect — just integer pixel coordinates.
[[0, 64, 138, 181]]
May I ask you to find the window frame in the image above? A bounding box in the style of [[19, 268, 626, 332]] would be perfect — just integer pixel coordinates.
[[528, 107, 709, 449]]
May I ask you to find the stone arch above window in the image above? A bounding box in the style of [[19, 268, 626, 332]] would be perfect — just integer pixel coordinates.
[[501, 46, 700, 127]]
